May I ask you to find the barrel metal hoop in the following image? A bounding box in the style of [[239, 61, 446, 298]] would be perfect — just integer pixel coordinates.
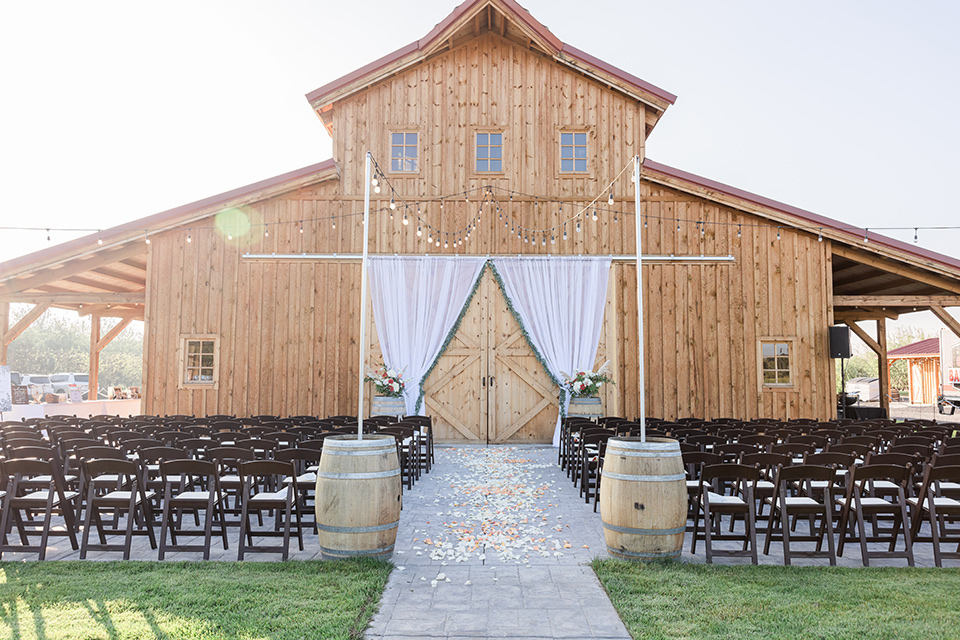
[[607, 545, 682, 559], [322, 449, 395, 457], [316, 469, 401, 480], [601, 471, 686, 482], [603, 522, 686, 536], [609, 439, 679, 451], [324, 436, 397, 447], [317, 520, 399, 534], [609, 450, 682, 458], [319, 543, 395, 557]]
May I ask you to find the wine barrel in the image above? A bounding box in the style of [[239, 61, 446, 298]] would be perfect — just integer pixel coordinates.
[[567, 396, 602, 419], [599, 437, 685, 561], [315, 434, 402, 560], [371, 395, 406, 417]]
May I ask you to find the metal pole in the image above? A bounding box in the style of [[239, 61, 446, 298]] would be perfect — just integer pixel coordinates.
[[356, 152, 373, 440], [634, 155, 646, 441]]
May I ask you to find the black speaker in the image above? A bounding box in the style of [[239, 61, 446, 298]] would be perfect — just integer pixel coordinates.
[[829, 325, 851, 359]]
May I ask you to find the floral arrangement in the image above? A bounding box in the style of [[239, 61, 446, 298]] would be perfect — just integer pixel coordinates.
[[365, 364, 406, 397], [562, 361, 614, 397]]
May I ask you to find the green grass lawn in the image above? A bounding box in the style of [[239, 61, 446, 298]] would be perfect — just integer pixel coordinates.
[[593, 559, 960, 640], [0, 560, 392, 640]]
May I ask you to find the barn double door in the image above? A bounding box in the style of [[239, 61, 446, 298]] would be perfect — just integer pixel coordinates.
[[421, 270, 560, 443]]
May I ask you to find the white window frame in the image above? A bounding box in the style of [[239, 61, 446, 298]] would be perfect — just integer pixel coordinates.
[[559, 130, 589, 174], [178, 334, 220, 389], [390, 131, 419, 173], [475, 130, 504, 174], [758, 337, 795, 390]]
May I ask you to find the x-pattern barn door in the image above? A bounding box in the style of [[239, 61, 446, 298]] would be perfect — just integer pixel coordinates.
[[421, 271, 559, 443]]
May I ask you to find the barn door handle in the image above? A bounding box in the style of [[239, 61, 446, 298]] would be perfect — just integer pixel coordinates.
[[482, 377, 486, 388], [489, 376, 495, 386]]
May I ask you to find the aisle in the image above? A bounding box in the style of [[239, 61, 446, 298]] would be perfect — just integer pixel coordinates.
[[365, 445, 631, 640]]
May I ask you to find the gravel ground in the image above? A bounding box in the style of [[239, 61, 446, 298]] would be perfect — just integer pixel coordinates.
[[856, 401, 960, 425]]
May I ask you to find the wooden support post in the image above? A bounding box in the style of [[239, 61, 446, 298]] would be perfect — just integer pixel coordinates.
[[89, 315, 101, 402], [878, 318, 889, 415], [0, 302, 8, 366], [930, 305, 960, 340], [4, 303, 51, 348]]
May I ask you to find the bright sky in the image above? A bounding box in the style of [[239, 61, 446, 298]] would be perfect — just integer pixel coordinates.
[[2, 0, 959, 333]]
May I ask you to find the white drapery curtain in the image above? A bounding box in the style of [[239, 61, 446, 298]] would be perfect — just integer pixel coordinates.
[[490, 257, 612, 445], [369, 256, 487, 415]]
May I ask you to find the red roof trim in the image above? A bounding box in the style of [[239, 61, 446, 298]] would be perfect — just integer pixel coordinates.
[[561, 45, 676, 105], [0, 159, 337, 277], [888, 337, 940, 358], [642, 158, 960, 273], [306, 0, 674, 108]]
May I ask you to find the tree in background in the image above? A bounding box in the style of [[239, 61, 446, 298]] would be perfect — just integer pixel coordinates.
[[836, 324, 933, 396], [7, 305, 143, 396]]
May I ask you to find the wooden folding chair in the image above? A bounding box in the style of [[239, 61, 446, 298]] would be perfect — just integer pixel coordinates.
[[691, 463, 760, 564], [237, 460, 304, 560], [158, 459, 229, 560], [763, 464, 837, 565], [909, 463, 960, 567], [0, 458, 80, 559], [80, 458, 157, 559], [836, 463, 914, 566]]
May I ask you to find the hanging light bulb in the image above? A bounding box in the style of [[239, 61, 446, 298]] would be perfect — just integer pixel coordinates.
[[914, 228, 918, 243], [264, 225, 269, 237], [444, 237, 449, 248], [227, 232, 233, 240], [677, 221, 681, 232], [563, 226, 568, 241], [145, 232, 150, 245], [737, 225, 742, 239], [818, 228, 823, 242], [371, 175, 379, 187], [403, 212, 409, 226], [592, 210, 598, 222], [374, 183, 381, 194], [863, 228, 869, 243], [299, 221, 304, 233], [97, 230, 103, 245], [417, 225, 423, 237], [551, 234, 555, 244], [608, 192, 614, 206], [643, 216, 647, 228], [428, 231, 434, 243], [390, 197, 397, 210], [542, 234, 546, 246], [576, 220, 581, 233], [187, 230, 192, 243], [777, 227, 781, 240], [435, 238, 441, 247], [46, 229, 51, 241], [331, 218, 336, 229], [700, 223, 705, 238]]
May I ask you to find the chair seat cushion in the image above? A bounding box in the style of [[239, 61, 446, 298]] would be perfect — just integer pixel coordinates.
[[907, 496, 960, 509], [250, 488, 291, 502], [706, 491, 745, 505], [172, 491, 217, 503]]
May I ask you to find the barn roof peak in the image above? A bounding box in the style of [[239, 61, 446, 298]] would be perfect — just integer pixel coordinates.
[[305, 0, 676, 135]]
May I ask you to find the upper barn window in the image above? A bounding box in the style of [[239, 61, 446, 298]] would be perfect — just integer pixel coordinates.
[[476, 132, 503, 173], [560, 131, 588, 173], [390, 132, 418, 172]]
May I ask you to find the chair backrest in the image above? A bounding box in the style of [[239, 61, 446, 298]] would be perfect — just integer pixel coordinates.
[[805, 451, 855, 469], [8, 445, 58, 461], [74, 445, 127, 461], [776, 463, 835, 484], [850, 463, 911, 486], [687, 434, 725, 447], [713, 443, 758, 462], [206, 446, 255, 467], [700, 463, 761, 484], [138, 446, 190, 464], [741, 452, 790, 473], [788, 434, 828, 448], [82, 457, 139, 480], [159, 458, 219, 489], [299, 439, 327, 451], [827, 442, 871, 458], [273, 447, 322, 464], [864, 451, 920, 469]]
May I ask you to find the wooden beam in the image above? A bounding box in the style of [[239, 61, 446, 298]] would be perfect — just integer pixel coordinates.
[[3, 303, 51, 347], [930, 305, 960, 341], [832, 245, 960, 294], [90, 315, 100, 403], [878, 319, 889, 415], [91, 266, 148, 286], [0, 302, 7, 366], [0, 244, 146, 295], [845, 321, 881, 355], [95, 318, 132, 353], [834, 310, 901, 323], [834, 295, 960, 307], [0, 292, 144, 305], [77, 304, 144, 319]]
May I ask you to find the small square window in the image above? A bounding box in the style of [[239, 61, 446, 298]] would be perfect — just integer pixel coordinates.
[[391, 132, 418, 172], [760, 340, 793, 388], [560, 131, 587, 173], [476, 131, 503, 173], [181, 335, 219, 387]]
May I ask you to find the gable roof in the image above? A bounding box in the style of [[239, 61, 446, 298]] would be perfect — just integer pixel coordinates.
[[306, 0, 676, 134], [888, 337, 940, 359]]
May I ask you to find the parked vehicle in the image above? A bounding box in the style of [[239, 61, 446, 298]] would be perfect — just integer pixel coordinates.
[[50, 373, 89, 397], [939, 328, 960, 414], [22, 374, 54, 397]]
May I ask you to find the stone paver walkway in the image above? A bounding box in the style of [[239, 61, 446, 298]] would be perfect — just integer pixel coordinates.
[[365, 445, 629, 640]]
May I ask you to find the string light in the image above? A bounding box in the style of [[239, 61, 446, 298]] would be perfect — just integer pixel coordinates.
[[914, 228, 918, 243], [403, 212, 409, 226], [776, 226, 781, 240], [592, 210, 598, 222], [818, 228, 823, 242], [299, 221, 304, 233], [187, 230, 192, 243], [608, 192, 614, 206], [576, 220, 581, 233], [97, 230, 103, 245], [863, 229, 869, 243], [737, 225, 742, 238], [46, 229, 50, 242], [145, 232, 150, 245], [417, 225, 423, 237], [264, 225, 269, 237], [390, 197, 396, 210]]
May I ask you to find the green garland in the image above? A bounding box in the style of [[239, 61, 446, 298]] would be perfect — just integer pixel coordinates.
[[414, 263, 488, 414], [488, 261, 569, 416]]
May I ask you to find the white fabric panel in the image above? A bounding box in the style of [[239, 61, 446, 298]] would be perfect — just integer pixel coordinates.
[[369, 256, 487, 415], [491, 257, 612, 445]]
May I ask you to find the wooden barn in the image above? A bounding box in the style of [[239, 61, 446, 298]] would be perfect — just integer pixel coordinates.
[[3, 0, 960, 442]]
